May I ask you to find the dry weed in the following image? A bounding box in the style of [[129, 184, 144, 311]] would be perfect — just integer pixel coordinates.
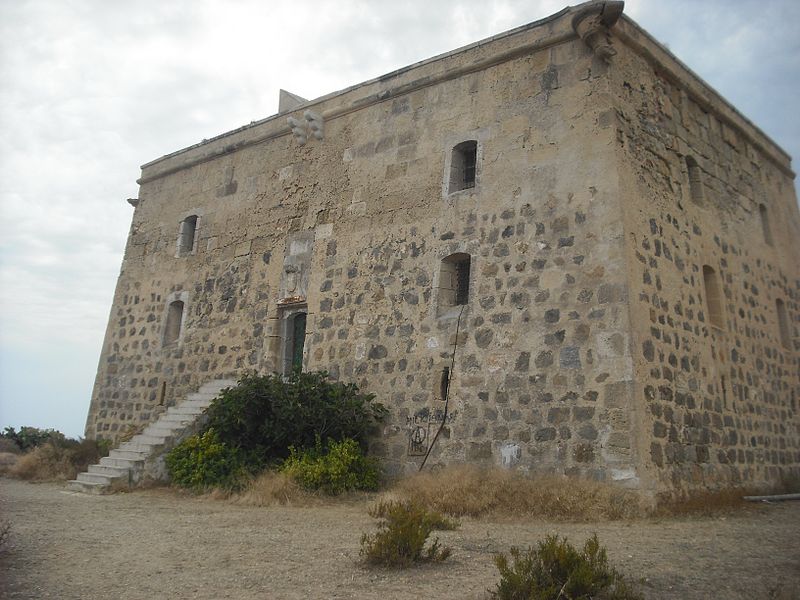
[[0, 520, 10, 554], [10, 445, 76, 481], [229, 471, 317, 507], [7, 440, 108, 482], [386, 465, 644, 521], [0, 439, 21, 454], [653, 487, 763, 517], [118, 424, 145, 444], [0, 452, 20, 475]]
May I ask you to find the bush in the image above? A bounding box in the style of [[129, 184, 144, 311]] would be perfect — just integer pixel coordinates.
[[490, 534, 641, 600], [204, 371, 387, 467], [360, 500, 455, 568], [1, 426, 66, 451], [165, 429, 247, 491], [281, 437, 380, 495], [9, 438, 110, 481], [166, 372, 386, 492]]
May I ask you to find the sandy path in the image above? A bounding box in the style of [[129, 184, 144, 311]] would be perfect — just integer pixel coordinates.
[[1, 478, 798, 599]]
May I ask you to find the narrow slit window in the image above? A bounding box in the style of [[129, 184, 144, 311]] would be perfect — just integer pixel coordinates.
[[702, 265, 724, 329], [177, 215, 198, 256], [720, 375, 727, 409], [776, 298, 791, 350], [686, 156, 704, 205], [759, 203, 773, 246], [159, 382, 167, 406], [164, 300, 184, 345], [440, 367, 450, 401], [449, 141, 478, 193], [455, 260, 470, 305], [439, 253, 471, 309]]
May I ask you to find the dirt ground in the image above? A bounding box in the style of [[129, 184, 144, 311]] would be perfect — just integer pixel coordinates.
[[1, 478, 798, 599]]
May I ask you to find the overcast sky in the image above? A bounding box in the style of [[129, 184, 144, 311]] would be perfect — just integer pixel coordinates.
[[1, 0, 798, 438]]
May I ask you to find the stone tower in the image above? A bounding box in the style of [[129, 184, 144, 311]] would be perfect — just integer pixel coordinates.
[[86, 1, 800, 495]]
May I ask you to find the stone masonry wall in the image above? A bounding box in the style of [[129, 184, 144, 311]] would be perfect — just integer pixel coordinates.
[[86, 22, 643, 485], [86, 5, 800, 493], [611, 18, 800, 493]]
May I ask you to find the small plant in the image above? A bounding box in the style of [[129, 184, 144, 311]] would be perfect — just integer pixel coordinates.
[[0, 520, 10, 554], [280, 437, 380, 495], [360, 500, 455, 568], [369, 499, 459, 531], [165, 429, 247, 492], [490, 534, 641, 600]]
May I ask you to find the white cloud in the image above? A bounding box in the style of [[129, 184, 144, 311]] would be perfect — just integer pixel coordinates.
[[0, 0, 798, 437]]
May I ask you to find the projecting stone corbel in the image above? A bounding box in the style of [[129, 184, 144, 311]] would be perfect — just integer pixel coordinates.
[[572, 1, 624, 62], [287, 110, 325, 146]]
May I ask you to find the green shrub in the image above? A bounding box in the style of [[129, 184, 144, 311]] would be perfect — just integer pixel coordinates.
[[1, 426, 66, 451], [360, 500, 455, 568], [204, 371, 387, 467], [281, 437, 380, 495], [491, 534, 641, 600], [369, 499, 459, 531], [165, 429, 247, 491]]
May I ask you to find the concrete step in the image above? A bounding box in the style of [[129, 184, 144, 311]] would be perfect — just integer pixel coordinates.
[[109, 448, 149, 461], [118, 442, 160, 454], [89, 464, 130, 478], [199, 379, 236, 393], [129, 434, 169, 446], [77, 472, 114, 485], [179, 400, 212, 410], [100, 456, 142, 469], [159, 414, 194, 425], [68, 378, 238, 494], [185, 392, 218, 402], [143, 424, 180, 437], [66, 480, 108, 494], [167, 406, 205, 417]]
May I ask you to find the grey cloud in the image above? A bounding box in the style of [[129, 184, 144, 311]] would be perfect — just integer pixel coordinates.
[[0, 0, 797, 437]]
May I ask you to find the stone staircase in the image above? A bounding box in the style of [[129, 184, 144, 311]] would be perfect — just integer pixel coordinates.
[[67, 379, 236, 494]]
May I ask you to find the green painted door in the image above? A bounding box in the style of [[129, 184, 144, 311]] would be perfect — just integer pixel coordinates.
[[292, 313, 307, 371]]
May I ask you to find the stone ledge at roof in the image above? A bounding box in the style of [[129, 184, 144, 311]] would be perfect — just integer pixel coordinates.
[[137, 4, 575, 185], [136, 1, 793, 185]]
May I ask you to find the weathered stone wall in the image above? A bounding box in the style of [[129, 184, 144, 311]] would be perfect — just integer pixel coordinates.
[[611, 17, 800, 493], [86, 11, 643, 485], [85, 2, 799, 493]]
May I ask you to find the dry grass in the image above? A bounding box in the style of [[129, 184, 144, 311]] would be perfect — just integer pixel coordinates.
[[11, 445, 76, 480], [117, 424, 145, 444], [227, 471, 318, 507], [0, 452, 20, 475], [7, 440, 108, 482], [0, 520, 10, 554], [383, 465, 645, 521], [653, 487, 764, 517], [0, 438, 21, 454]]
